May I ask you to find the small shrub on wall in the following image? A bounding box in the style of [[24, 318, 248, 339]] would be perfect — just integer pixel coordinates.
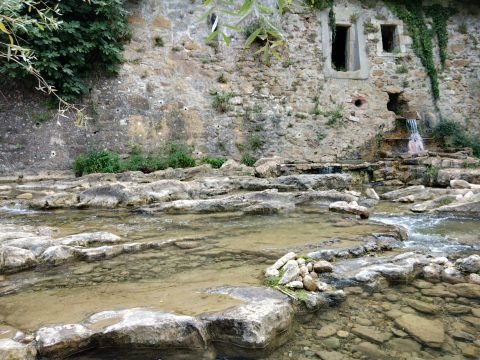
[[0, 0, 130, 101]]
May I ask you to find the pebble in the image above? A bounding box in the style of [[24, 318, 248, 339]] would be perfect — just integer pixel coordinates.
[[316, 325, 338, 338], [336, 330, 349, 338]]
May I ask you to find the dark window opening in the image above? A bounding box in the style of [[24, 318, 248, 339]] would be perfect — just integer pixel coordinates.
[[387, 93, 399, 113], [332, 26, 349, 72], [381, 24, 398, 53]]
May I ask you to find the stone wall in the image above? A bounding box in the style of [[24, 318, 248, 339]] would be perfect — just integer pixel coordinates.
[[0, 0, 479, 174]]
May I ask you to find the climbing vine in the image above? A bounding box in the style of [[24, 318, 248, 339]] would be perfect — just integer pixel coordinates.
[[424, 4, 457, 69], [305, 0, 335, 41], [385, 0, 455, 101]]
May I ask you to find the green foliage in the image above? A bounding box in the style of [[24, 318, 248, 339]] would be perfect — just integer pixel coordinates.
[[424, 4, 456, 69], [74, 144, 196, 176], [396, 65, 408, 74], [210, 90, 234, 112], [1, 0, 131, 101], [243, 18, 286, 64], [154, 36, 164, 47], [324, 105, 344, 127], [201, 157, 226, 169], [217, 73, 227, 84], [384, 1, 455, 100], [432, 120, 480, 157], [31, 111, 51, 124], [304, 0, 332, 11], [249, 134, 263, 151], [458, 23, 467, 35], [73, 150, 121, 177], [241, 153, 256, 167], [363, 20, 378, 34], [424, 165, 439, 184]]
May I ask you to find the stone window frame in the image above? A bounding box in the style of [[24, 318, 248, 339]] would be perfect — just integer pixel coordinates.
[[321, 13, 369, 80], [374, 20, 407, 57]]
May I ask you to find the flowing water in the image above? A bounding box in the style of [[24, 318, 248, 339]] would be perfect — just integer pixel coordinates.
[[407, 119, 425, 154], [0, 204, 478, 359]]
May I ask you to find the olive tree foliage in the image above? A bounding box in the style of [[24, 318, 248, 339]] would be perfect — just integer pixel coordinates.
[[201, 0, 327, 63], [201, 0, 295, 63], [0, 0, 61, 93], [0, 0, 88, 125]]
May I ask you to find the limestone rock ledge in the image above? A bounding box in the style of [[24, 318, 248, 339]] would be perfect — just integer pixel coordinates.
[[1, 287, 295, 360]]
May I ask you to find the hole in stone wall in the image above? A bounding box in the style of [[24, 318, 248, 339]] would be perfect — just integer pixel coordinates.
[[355, 99, 363, 107], [381, 24, 399, 53], [332, 25, 350, 72], [387, 92, 409, 115]]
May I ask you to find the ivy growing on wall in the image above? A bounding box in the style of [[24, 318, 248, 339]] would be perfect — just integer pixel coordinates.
[[305, 0, 335, 41], [384, 0, 455, 101], [424, 4, 457, 69]]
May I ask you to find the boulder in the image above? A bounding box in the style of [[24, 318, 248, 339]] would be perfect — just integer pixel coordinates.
[[3, 237, 52, 256], [423, 264, 442, 282], [394, 314, 445, 348], [456, 255, 480, 273], [313, 260, 334, 273], [254, 157, 283, 178], [91, 310, 207, 350], [0, 339, 36, 360], [437, 168, 480, 187], [450, 179, 473, 189], [329, 201, 369, 219], [0, 246, 37, 273], [201, 298, 293, 357], [36, 324, 94, 358]]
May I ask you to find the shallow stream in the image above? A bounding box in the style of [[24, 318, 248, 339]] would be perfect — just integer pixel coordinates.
[[0, 203, 479, 359]]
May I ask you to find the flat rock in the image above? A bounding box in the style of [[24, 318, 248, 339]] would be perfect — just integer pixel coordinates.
[[450, 283, 480, 299], [58, 232, 121, 246], [405, 299, 441, 314], [394, 314, 445, 348], [316, 325, 338, 338], [351, 325, 392, 344], [353, 341, 386, 359]]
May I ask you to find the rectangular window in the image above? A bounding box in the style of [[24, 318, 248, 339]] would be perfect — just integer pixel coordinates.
[[381, 24, 399, 53], [331, 25, 349, 71]]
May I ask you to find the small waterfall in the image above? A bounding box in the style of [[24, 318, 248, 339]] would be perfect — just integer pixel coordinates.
[[407, 119, 425, 154]]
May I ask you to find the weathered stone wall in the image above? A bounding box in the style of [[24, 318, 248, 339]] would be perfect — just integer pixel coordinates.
[[0, 0, 478, 174]]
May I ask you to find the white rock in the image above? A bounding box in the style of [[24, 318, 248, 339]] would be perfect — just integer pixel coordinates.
[[297, 258, 306, 266], [264, 267, 279, 278], [271, 252, 297, 270], [285, 281, 304, 289], [278, 260, 300, 285], [365, 188, 380, 200]]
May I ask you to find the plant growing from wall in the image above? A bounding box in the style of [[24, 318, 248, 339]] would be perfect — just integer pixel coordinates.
[[384, 0, 455, 101]]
